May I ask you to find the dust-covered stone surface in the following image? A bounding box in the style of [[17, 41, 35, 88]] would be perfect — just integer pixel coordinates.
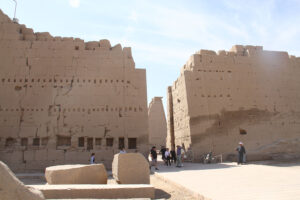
[[167, 45, 300, 161], [148, 97, 167, 148], [45, 164, 108, 184], [112, 153, 150, 184], [0, 161, 45, 200], [0, 9, 149, 171]]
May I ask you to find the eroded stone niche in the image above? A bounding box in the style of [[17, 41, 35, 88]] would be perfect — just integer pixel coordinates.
[[167, 45, 300, 161], [0, 9, 149, 171]]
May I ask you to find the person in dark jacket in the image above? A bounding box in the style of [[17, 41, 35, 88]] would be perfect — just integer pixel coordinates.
[[160, 146, 167, 164], [150, 146, 159, 170], [176, 145, 183, 167], [165, 148, 171, 166], [170, 147, 177, 163], [236, 142, 246, 165]]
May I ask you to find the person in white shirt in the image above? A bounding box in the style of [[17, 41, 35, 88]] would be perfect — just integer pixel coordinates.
[[90, 153, 95, 164], [120, 147, 126, 154], [165, 148, 171, 166]]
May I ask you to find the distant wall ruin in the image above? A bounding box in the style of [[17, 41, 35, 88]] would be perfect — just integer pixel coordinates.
[[0, 10, 149, 171], [167, 45, 300, 161], [148, 97, 167, 148]]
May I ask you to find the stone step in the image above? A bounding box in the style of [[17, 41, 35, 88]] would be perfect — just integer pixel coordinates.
[[47, 199, 150, 200], [31, 184, 155, 199]]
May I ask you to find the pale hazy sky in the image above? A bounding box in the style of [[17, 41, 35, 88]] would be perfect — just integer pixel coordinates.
[[1, 0, 300, 107]]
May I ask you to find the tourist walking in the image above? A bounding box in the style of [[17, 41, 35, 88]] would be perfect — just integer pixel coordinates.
[[176, 145, 183, 167], [236, 142, 246, 164], [160, 146, 166, 163], [170, 147, 177, 163], [90, 153, 95, 164], [165, 148, 171, 166], [150, 146, 159, 170]]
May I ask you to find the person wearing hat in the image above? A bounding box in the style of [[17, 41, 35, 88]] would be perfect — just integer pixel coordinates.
[[236, 142, 246, 165]]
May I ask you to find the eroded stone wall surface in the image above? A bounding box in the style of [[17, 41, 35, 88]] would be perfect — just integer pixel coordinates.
[[148, 97, 167, 148], [0, 10, 149, 171], [167, 45, 300, 161]]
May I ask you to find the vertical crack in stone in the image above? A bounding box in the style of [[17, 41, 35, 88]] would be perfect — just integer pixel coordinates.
[[62, 76, 74, 96], [56, 105, 61, 135]]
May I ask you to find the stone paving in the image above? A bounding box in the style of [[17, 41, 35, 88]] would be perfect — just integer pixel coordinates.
[[154, 161, 300, 200]]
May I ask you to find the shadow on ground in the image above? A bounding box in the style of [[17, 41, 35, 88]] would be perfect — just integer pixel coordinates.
[[155, 188, 172, 199]]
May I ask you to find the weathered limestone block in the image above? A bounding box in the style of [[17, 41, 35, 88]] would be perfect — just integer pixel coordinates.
[[123, 47, 133, 58], [20, 26, 34, 34], [45, 164, 108, 184], [36, 32, 52, 41], [218, 50, 226, 56], [230, 44, 244, 53], [31, 184, 155, 199], [99, 39, 111, 49], [62, 37, 73, 41], [112, 153, 150, 184], [54, 36, 62, 41], [0, 161, 45, 200], [23, 33, 36, 41], [198, 49, 217, 55], [111, 44, 123, 54], [85, 41, 99, 50]]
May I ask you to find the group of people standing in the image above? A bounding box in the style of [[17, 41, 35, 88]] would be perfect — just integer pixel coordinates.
[[90, 142, 246, 167], [150, 145, 185, 170]]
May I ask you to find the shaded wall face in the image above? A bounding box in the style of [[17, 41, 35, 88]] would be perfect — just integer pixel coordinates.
[[0, 10, 149, 171], [168, 74, 191, 150], [170, 46, 300, 161], [148, 98, 167, 148]]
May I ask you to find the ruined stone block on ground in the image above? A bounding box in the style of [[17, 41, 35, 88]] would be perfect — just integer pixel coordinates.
[[112, 153, 150, 184], [45, 164, 108, 184]]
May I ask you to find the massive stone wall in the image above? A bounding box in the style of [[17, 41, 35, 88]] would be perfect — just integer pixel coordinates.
[[0, 10, 149, 171], [148, 97, 167, 148], [167, 45, 300, 161]]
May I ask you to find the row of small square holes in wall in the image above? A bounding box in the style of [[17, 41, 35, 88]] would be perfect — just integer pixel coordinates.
[[1, 137, 137, 149], [192, 94, 231, 98], [197, 69, 232, 73], [0, 106, 144, 112], [1, 78, 131, 84], [12, 84, 131, 89]]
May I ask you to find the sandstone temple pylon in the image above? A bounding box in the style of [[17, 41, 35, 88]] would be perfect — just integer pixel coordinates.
[[0, 9, 149, 171], [167, 45, 300, 162]]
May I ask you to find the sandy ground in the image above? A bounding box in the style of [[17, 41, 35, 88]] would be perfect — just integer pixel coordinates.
[[18, 160, 300, 200], [150, 174, 198, 200], [154, 160, 300, 200]]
